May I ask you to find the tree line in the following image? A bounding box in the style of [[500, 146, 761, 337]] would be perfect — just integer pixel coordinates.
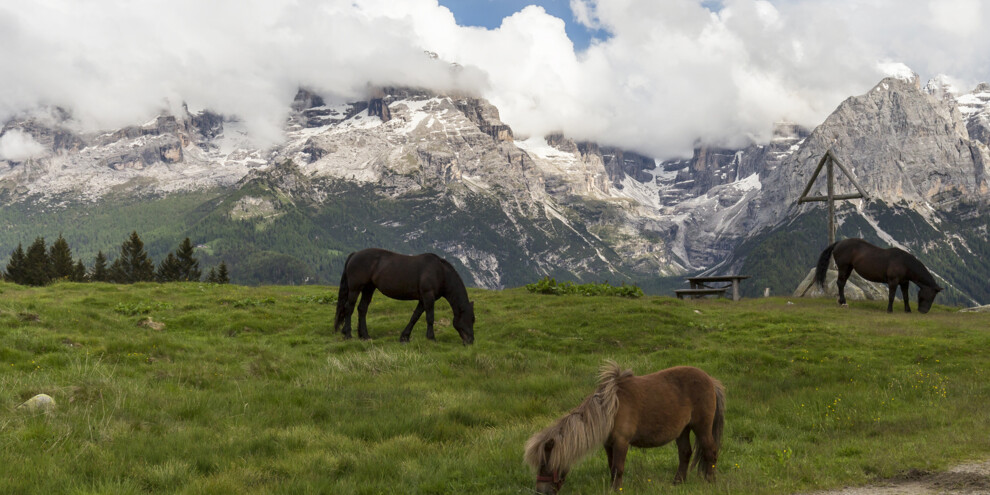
[[3, 231, 229, 286]]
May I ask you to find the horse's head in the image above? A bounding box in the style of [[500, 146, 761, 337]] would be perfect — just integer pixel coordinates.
[[453, 301, 475, 345], [917, 285, 942, 314], [532, 439, 568, 494]]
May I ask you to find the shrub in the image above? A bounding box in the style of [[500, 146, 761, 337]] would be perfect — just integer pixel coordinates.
[[524, 277, 644, 298]]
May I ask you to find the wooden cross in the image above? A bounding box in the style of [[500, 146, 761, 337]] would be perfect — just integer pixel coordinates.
[[797, 148, 869, 244]]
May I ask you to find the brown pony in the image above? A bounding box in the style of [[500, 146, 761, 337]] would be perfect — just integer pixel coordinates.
[[524, 361, 726, 493]]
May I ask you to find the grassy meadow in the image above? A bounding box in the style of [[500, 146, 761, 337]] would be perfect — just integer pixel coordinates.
[[0, 281, 988, 494]]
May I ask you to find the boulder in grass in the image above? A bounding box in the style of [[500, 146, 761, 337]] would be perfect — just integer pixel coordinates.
[[138, 317, 166, 331], [18, 393, 56, 413], [793, 267, 891, 301]]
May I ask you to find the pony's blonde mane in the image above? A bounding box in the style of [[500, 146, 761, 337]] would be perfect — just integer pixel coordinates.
[[524, 360, 633, 473]]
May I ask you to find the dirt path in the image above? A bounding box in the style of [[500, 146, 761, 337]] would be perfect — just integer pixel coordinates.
[[807, 460, 990, 495]]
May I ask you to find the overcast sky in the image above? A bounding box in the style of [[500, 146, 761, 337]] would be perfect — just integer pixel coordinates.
[[1, 0, 988, 160]]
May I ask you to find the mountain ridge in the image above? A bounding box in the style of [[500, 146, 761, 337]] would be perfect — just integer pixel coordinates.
[[1, 74, 989, 304]]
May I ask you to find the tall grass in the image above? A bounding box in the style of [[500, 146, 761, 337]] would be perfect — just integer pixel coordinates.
[[0, 281, 987, 494]]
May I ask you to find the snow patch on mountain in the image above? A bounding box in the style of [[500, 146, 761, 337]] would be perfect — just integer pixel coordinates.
[[516, 136, 574, 160], [956, 89, 990, 117], [733, 172, 762, 193], [615, 167, 661, 209]]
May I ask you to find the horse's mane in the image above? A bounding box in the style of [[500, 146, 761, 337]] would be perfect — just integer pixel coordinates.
[[435, 256, 470, 300], [903, 252, 939, 289], [524, 360, 633, 473], [437, 257, 458, 276]]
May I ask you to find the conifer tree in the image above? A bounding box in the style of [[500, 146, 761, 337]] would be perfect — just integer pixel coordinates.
[[175, 238, 201, 282], [156, 253, 181, 282], [4, 243, 27, 284], [110, 231, 155, 283], [206, 267, 217, 283], [108, 257, 125, 283], [23, 237, 51, 286], [216, 261, 230, 284], [72, 259, 87, 282], [49, 234, 75, 281], [91, 251, 109, 282]]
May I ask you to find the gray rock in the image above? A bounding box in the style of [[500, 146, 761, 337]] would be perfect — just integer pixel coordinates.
[[793, 267, 891, 301], [17, 393, 56, 413]]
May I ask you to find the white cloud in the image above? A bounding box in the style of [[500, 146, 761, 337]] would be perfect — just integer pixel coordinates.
[[0, 130, 46, 161], [1, 0, 989, 158], [569, 0, 600, 29], [930, 0, 982, 37], [0, 0, 487, 146]]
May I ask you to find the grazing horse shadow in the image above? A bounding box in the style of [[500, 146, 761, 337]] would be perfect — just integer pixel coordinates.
[[333, 248, 475, 344], [814, 238, 942, 313]]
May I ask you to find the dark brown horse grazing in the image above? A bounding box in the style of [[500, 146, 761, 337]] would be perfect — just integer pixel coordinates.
[[814, 238, 942, 313], [333, 248, 475, 344], [524, 362, 725, 493]]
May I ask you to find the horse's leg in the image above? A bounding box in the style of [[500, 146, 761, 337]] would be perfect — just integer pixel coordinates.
[[604, 440, 616, 482], [609, 441, 630, 491], [356, 286, 375, 340], [886, 283, 897, 313], [423, 292, 436, 341], [674, 428, 692, 484], [901, 281, 911, 313], [341, 285, 361, 339], [836, 263, 852, 306], [695, 427, 719, 482], [399, 302, 425, 343]]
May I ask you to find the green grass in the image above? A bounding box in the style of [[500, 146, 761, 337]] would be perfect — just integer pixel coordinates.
[[0, 282, 987, 494]]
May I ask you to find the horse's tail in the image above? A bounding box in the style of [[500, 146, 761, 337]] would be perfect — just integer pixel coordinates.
[[692, 377, 726, 474], [712, 380, 726, 450], [814, 242, 839, 289], [333, 252, 354, 333]]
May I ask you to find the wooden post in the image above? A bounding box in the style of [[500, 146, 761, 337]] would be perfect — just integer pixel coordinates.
[[826, 156, 835, 245], [797, 148, 867, 246]]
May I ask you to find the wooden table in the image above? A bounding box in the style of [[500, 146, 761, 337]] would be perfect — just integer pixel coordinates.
[[684, 275, 750, 301]]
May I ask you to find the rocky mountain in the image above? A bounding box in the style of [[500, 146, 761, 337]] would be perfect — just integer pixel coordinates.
[[1, 73, 988, 305], [680, 75, 990, 305]]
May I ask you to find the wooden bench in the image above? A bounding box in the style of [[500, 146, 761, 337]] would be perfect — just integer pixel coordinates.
[[674, 288, 729, 299], [679, 275, 750, 301]]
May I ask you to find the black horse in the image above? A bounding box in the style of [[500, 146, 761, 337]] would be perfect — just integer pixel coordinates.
[[814, 238, 942, 313], [334, 248, 475, 344]]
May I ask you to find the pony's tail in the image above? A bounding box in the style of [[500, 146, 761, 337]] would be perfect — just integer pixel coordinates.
[[691, 378, 726, 474], [814, 242, 839, 289], [333, 253, 354, 333], [712, 381, 726, 450]]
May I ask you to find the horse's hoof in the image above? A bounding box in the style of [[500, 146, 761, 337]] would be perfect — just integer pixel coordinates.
[[840, 303, 849, 308], [399, 338, 409, 344]]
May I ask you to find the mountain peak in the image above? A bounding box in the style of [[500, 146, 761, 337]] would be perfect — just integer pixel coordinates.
[[876, 62, 919, 86]]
